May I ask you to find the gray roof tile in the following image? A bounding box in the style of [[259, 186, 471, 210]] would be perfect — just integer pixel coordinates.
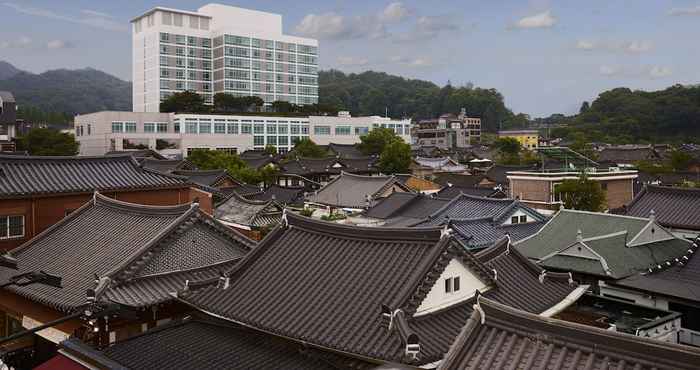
[[0, 194, 252, 312], [215, 192, 283, 227], [623, 185, 700, 231], [0, 155, 188, 198], [308, 172, 411, 208], [438, 297, 700, 370]]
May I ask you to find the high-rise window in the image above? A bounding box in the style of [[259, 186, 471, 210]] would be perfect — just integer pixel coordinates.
[[144, 123, 155, 133], [314, 126, 330, 135], [125, 122, 137, 133], [111, 122, 123, 133]]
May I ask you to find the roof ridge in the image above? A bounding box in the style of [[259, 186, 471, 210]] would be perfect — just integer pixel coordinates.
[[93, 192, 193, 216], [561, 208, 650, 221], [114, 257, 244, 283], [102, 202, 200, 280]]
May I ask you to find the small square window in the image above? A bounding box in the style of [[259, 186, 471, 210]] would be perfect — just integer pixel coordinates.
[[511, 216, 519, 224], [453, 276, 460, 292], [519, 215, 527, 223], [444, 278, 453, 293]]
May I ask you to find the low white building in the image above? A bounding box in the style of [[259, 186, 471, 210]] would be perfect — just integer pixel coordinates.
[[74, 110, 411, 157]]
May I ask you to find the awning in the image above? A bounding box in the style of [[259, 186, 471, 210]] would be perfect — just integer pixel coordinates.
[[34, 354, 87, 370]]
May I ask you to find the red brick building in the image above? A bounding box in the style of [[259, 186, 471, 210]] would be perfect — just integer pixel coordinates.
[[0, 155, 213, 251]]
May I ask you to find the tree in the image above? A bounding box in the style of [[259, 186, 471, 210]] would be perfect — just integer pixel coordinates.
[[555, 173, 607, 212], [669, 150, 693, 171], [493, 137, 521, 165], [358, 128, 401, 155], [292, 138, 327, 158], [16, 128, 79, 155], [271, 100, 295, 113], [579, 101, 590, 114], [263, 144, 277, 155], [378, 140, 412, 174], [186, 149, 263, 184], [213, 93, 239, 113], [160, 91, 208, 113]]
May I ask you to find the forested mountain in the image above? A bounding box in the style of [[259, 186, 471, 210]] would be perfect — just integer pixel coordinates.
[[319, 70, 527, 132], [0, 62, 131, 123], [0, 61, 21, 80], [550, 84, 700, 143]]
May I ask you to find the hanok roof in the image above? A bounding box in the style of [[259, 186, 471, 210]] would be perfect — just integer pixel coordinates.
[[175, 216, 580, 365], [432, 173, 495, 188], [140, 158, 196, 174], [451, 218, 547, 250], [412, 157, 466, 172], [214, 192, 283, 227], [172, 169, 242, 188], [420, 193, 545, 226], [516, 209, 692, 279], [598, 146, 660, 164], [435, 186, 506, 200], [327, 143, 364, 158], [394, 174, 442, 192], [308, 172, 411, 208], [623, 185, 700, 231], [281, 157, 378, 176], [613, 236, 700, 303], [0, 155, 188, 199], [240, 152, 278, 170], [61, 316, 368, 370], [438, 297, 700, 370], [0, 194, 253, 312], [364, 192, 450, 226], [244, 184, 305, 206]]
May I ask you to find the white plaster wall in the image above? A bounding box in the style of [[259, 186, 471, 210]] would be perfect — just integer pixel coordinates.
[[416, 259, 487, 314]]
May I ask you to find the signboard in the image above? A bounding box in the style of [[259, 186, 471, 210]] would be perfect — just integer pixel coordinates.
[[21, 316, 69, 344]]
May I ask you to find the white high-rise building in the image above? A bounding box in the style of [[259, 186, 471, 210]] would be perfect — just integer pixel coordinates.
[[131, 4, 319, 113]]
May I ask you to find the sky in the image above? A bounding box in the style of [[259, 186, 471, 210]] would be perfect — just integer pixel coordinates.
[[0, 0, 699, 117]]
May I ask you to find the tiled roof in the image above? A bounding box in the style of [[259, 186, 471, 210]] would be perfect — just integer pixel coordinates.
[[451, 218, 547, 250], [364, 192, 450, 220], [308, 172, 411, 208], [172, 169, 241, 188], [0, 194, 252, 312], [244, 184, 305, 205], [623, 185, 700, 231], [613, 236, 700, 302], [281, 157, 378, 176], [413, 157, 465, 172], [0, 155, 188, 199], [328, 143, 364, 158], [421, 194, 545, 225], [516, 209, 692, 279], [435, 186, 505, 200], [140, 158, 196, 174], [175, 216, 579, 365], [598, 146, 659, 163], [432, 173, 494, 188], [61, 316, 367, 370], [240, 156, 277, 170], [393, 174, 442, 192], [438, 297, 700, 370], [214, 191, 283, 227]]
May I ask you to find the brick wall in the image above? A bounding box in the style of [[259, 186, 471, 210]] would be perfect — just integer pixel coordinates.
[[0, 187, 208, 252], [510, 179, 550, 202], [604, 178, 634, 210]]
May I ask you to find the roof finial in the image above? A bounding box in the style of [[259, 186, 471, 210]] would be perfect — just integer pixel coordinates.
[[649, 209, 656, 222], [505, 233, 512, 254], [473, 297, 486, 324], [440, 224, 452, 239], [559, 202, 565, 211], [576, 229, 583, 243], [281, 208, 288, 227], [538, 270, 547, 283]]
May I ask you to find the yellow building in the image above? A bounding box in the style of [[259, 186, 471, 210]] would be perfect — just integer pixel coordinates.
[[498, 130, 539, 149]]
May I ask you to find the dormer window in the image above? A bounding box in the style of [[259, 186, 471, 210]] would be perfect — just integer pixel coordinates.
[[444, 276, 461, 293], [511, 215, 528, 224]]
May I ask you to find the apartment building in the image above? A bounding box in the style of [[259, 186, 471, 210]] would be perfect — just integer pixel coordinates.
[[413, 109, 481, 149], [498, 129, 539, 149], [74, 111, 411, 157], [131, 4, 318, 112]]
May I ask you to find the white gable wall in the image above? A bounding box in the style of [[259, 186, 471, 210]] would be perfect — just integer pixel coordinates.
[[628, 221, 676, 247], [501, 208, 536, 225], [415, 258, 488, 315]]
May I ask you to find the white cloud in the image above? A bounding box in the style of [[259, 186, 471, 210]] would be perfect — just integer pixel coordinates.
[[668, 6, 700, 16], [295, 12, 386, 40], [390, 56, 433, 67], [576, 40, 595, 50], [47, 40, 73, 49], [3, 3, 127, 32], [81, 9, 114, 18], [380, 2, 410, 23], [0, 36, 32, 49], [576, 40, 653, 53], [599, 65, 620, 76], [393, 15, 464, 42], [649, 66, 672, 78], [337, 56, 369, 66], [514, 10, 557, 29]]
